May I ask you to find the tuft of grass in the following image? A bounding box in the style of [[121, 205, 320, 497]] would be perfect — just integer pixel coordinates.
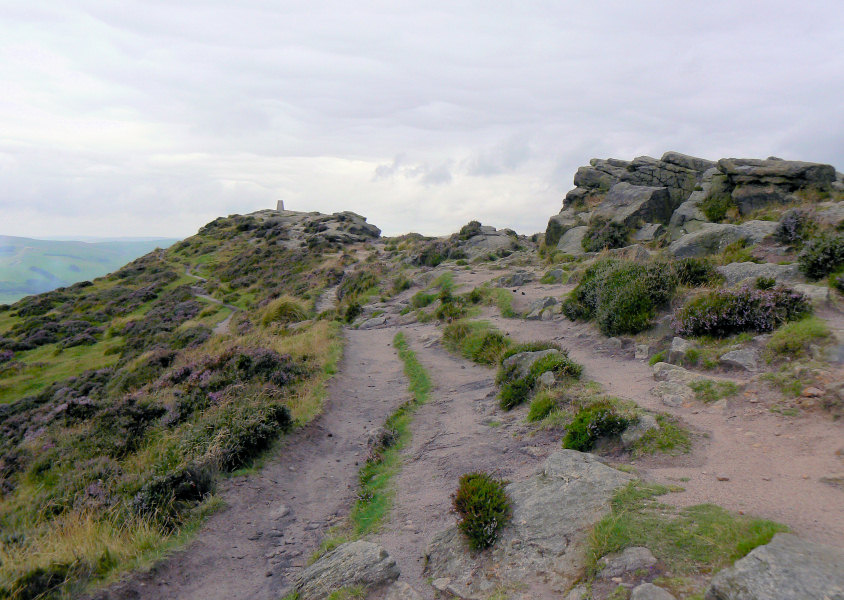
[[442, 320, 512, 366], [648, 350, 666, 366], [688, 379, 740, 403], [527, 391, 556, 422], [631, 414, 692, 456], [764, 315, 830, 361], [587, 481, 788, 577], [453, 472, 511, 550], [260, 295, 309, 326]]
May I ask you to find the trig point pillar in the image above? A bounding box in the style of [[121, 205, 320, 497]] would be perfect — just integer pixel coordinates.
[[276, 200, 285, 211]]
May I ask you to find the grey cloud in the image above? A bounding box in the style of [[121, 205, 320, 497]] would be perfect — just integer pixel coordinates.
[[1, 1, 843, 238]]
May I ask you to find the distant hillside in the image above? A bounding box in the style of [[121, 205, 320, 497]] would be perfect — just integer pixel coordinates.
[[0, 236, 177, 304]]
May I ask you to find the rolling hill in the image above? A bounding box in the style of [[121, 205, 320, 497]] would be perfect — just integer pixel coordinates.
[[0, 236, 177, 304]]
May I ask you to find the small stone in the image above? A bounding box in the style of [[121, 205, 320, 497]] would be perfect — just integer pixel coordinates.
[[598, 546, 657, 579], [431, 578, 451, 592], [717, 476, 730, 481], [607, 337, 623, 350], [634, 344, 650, 360], [272, 504, 290, 519], [819, 473, 844, 489], [801, 387, 824, 398], [631, 582, 676, 600]]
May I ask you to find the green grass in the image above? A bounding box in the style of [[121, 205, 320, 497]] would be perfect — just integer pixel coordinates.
[[428, 272, 456, 293], [648, 351, 666, 366], [587, 481, 788, 578], [0, 237, 176, 304], [765, 315, 830, 361], [688, 379, 740, 403], [0, 337, 124, 403], [490, 288, 517, 318], [631, 414, 692, 456], [442, 320, 512, 365]]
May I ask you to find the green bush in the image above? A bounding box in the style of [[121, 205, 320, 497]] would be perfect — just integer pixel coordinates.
[[453, 472, 511, 550], [581, 218, 630, 252], [673, 257, 717, 287], [701, 192, 736, 222], [562, 259, 676, 335], [673, 285, 811, 337], [798, 232, 844, 280], [562, 401, 630, 452]]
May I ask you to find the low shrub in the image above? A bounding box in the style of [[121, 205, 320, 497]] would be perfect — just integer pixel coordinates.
[[132, 463, 215, 526], [261, 295, 308, 326], [453, 472, 511, 550], [673, 285, 811, 337], [648, 351, 666, 366], [581, 218, 630, 252], [755, 276, 776, 290], [832, 273, 844, 293], [562, 259, 676, 335], [775, 208, 816, 247], [342, 300, 362, 323], [798, 232, 844, 280], [673, 257, 718, 287], [701, 192, 736, 223], [562, 401, 630, 452]]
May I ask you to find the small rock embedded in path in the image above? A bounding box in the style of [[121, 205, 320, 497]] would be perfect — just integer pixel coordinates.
[[717, 475, 730, 481]]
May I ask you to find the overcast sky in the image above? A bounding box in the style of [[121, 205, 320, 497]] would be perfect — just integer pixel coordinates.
[[2, 1, 843, 239]]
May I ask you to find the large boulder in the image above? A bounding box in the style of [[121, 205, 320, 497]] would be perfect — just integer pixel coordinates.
[[545, 210, 584, 248], [715, 262, 802, 287], [716, 158, 837, 215], [424, 451, 634, 599], [557, 226, 589, 255], [704, 533, 844, 600], [295, 541, 400, 599], [502, 349, 562, 379], [668, 221, 777, 258], [593, 182, 674, 226]]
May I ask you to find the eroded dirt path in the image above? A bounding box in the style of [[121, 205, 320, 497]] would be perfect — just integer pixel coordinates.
[[448, 267, 844, 547], [370, 323, 556, 599], [92, 328, 408, 600]]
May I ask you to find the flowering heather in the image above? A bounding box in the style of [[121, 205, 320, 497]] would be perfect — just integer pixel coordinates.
[[0, 349, 13, 363], [673, 285, 810, 337]]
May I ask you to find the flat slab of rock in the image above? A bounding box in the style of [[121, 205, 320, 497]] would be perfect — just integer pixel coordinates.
[[295, 541, 399, 599], [719, 348, 759, 372], [632, 582, 676, 600], [705, 533, 844, 600], [598, 546, 657, 578], [593, 182, 674, 227], [715, 262, 802, 287], [358, 315, 388, 329], [424, 451, 633, 599], [668, 221, 776, 258]]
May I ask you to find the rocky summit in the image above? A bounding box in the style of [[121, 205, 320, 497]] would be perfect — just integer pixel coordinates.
[[1, 152, 842, 600]]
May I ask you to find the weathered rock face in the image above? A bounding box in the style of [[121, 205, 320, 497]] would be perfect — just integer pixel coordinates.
[[250, 209, 381, 249], [592, 182, 674, 227], [547, 152, 839, 256], [704, 533, 844, 600], [715, 262, 802, 287], [423, 451, 633, 599], [295, 541, 400, 599], [716, 158, 836, 215], [667, 221, 777, 257]]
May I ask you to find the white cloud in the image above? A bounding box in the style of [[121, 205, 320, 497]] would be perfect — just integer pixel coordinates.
[[0, 1, 842, 239]]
